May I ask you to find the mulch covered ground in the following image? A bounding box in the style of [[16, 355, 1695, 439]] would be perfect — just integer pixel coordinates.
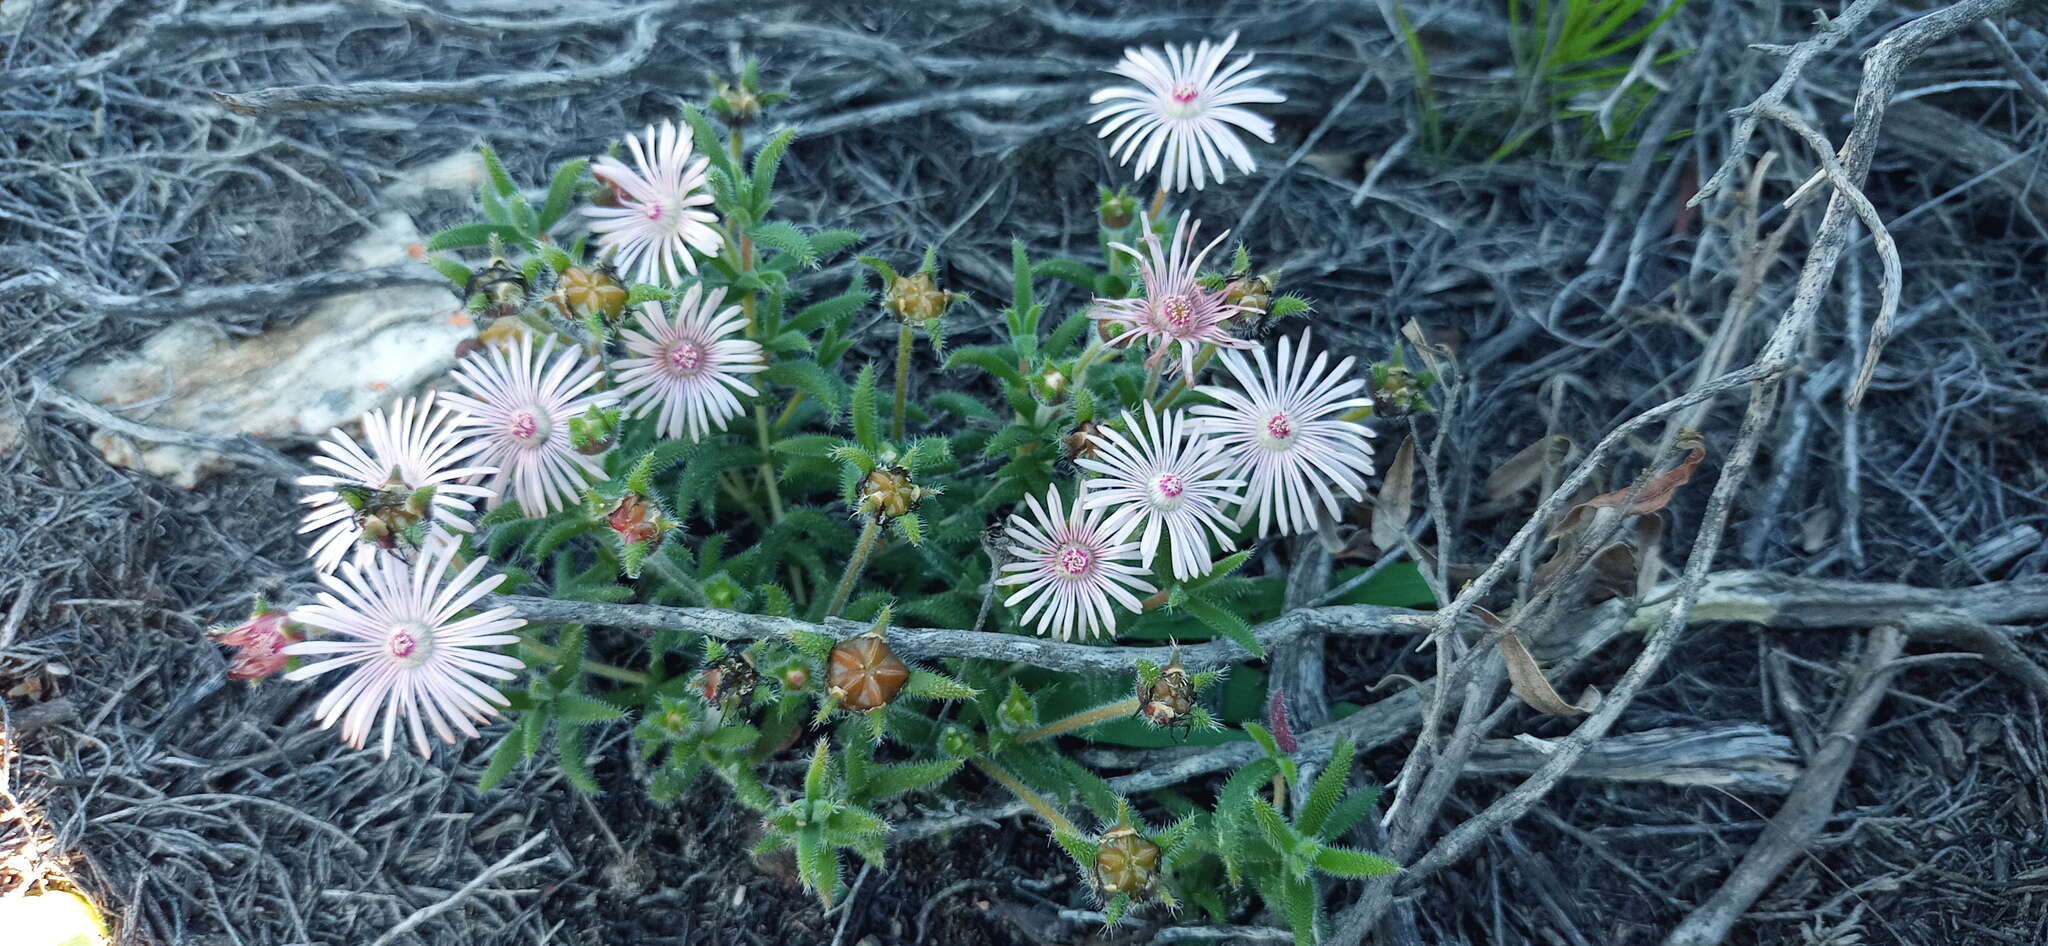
[[3, 1, 2046, 943]]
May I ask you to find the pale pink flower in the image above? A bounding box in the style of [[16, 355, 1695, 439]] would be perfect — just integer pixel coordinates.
[[997, 486, 1155, 641], [1192, 330, 1376, 537], [614, 284, 765, 441], [298, 394, 497, 574], [1079, 405, 1244, 581], [587, 121, 723, 286], [285, 548, 524, 758], [1087, 32, 1285, 193], [443, 336, 615, 517], [1091, 212, 1255, 381]]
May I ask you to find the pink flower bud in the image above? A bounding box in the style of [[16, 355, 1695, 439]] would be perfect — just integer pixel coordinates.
[[1266, 688, 1296, 754], [212, 610, 300, 681]]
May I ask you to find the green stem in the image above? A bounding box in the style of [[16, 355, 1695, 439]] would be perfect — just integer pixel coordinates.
[[775, 390, 808, 429], [892, 322, 914, 442], [1140, 354, 1165, 404], [520, 637, 650, 686], [826, 516, 882, 619], [1017, 696, 1141, 743], [755, 402, 784, 522], [974, 759, 1078, 836], [1153, 343, 1216, 407]]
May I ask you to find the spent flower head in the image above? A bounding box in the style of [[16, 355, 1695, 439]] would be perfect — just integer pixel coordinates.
[[1192, 329, 1377, 537], [298, 393, 497, 574], [444, 335, 616, 517], [588, 121, 723, 286], [1092, 212, 1256, 381], [284, 546, 525, 758], [1087, 31, 1285, 193], [614, 284, 765, 442], [1078, 405, 1244, 581], [997, 486, 1156, 642]]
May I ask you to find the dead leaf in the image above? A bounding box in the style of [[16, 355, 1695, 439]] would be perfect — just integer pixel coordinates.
[[1372, 435, 1417, 551], [1529, 530, 1580, 602], [1499, 629, 1602, 716], [1485, 435, 1573, 502], [1549, 433, 1708, 538], [1588, 543, 1638, 603]]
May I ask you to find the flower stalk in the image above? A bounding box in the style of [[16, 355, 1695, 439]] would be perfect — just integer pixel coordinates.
[[1017, 696, 1141, 743], [973, 759, 1079, 836], [892, 321, 914, 442], [826, 516, 883, 619]]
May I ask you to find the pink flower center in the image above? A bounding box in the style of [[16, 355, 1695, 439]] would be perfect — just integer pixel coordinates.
[[643, 200, 665, 222], [387, 623, 434, 666], [1155, 473, 1185, 498], [1259, 412, 1298, 451], [508, 410, 549, 447], [1159, 294, 1195, 333], [1055, 544, 1095, 577], [1171, 85, 1199, 104], [665, 341, 706, 376]]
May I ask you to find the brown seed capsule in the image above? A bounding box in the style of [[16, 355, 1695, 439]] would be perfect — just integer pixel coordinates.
[[827, 630, 910, 712], [1136, 648, 1195, 727], [553, 266, 628, 321], [883, 271, 954, 324], [857, 465, 930, 522], [1371, 365, 1421, 419], [1094, 824, 1161, 896], [1223, 273, 1275, 317]]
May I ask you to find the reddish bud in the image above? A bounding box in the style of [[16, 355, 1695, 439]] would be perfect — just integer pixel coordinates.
[[212, 610, 300, 681], [1266, 688, 1296, 754]]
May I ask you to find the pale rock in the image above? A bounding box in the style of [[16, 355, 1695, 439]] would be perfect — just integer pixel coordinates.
[[60, 152, 486, 488]]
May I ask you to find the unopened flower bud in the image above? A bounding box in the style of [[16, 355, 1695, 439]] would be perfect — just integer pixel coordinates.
[[883, 271, 956, 324], [939, 724, 978, 758], [1094, 824, 1161, 896], [827, 628, 909, 712], [781, 665, 809, 691], [998, 682, 1037, 733], [211, 608, 301, 681], [1266, 687, 1297, 754], [552, 266, 628, 321], [606, 493, 669, 551], [710, 79, 764, 127], [570, 407, 618, 455], [1098, 188, 1138, 229], [465, 257, 527, 319], [698, 653, 758, 706], [1060, 420, 1105, 465]]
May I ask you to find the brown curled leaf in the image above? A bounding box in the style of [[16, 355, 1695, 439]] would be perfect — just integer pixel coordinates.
[[1472, 605, 1600, 716], [1549, 432, 1708, 538], [1371, 435, 1417, 551]]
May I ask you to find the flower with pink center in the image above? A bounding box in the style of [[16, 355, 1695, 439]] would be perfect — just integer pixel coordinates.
[[1191, 330, 1377, 538], [997, 486, 1155, 642], [586, 121, 723, 286], [284, 546, 525, 759], [1091, 212, 1256, 381], [212, 608, 303, 681], [613, 283, 765, 442], [443, 335, 616, 517], [1087, 32, 1285, 193], [299, 394, 499, 574], [1078, 405, 1244, 582]]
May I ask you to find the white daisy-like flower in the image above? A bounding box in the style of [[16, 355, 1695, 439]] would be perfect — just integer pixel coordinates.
[[587, 121, 723, 286], [1191, 330, 1376, 538], [1087, 31, 1285, 193], [997, 486, 1156, 642], [1091, 211, 1257, 381], [1079, 405, 1245, 581], [298, 394, 498, 575], [614, 284, 765, 441], [285, 546, 525, 759], [443, 335, 616, 517]]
